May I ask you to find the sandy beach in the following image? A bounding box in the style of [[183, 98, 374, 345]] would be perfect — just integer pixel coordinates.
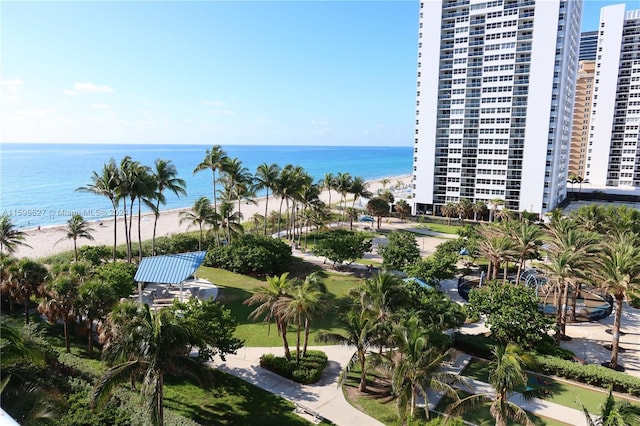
[[12, 175, 412, 260]]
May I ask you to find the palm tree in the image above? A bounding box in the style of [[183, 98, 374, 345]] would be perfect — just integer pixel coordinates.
[[580, 387, 640, 426], [395, 199, 411, 221], [116, 156, 135, 262], [592, 233, 640, 370], [388, 317, 463, 421], [350, 271, 404, 352], [349, 176, 372, 209], [76, 160, 119, 260], [151, 159, 187, 255], [457, 198, 473, 224], [489, 198, 505, 223], [441, 202, 457, 226], [487, 344, 537, 426], [8, 259, 48, 324], [193, 145, 228, 218], [255, 163, 281, 236], [367, 198, 390, 230], [281, 274, 326, 364], [473, 200, 488, 221], [78, 280, 117, 353], [57, 214, 95, 262], [380, 178, 390, 192], [38, 274, 79, 353], [93, 303, 208, 426], [0, 214, 30, 254], [179, 197, 218, 251], [567, 172, 579, 201], [320, 172, 335, 210], [335, 172, 353, 223], [220, 157, 254, 222], [449, 343, 537, 426], [511, 220, 543, 283], [245, 272, 295, 360], [316, 308, 374, 392]]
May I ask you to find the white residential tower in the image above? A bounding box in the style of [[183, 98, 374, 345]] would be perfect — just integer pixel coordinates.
[[412, 0, 582, 216]]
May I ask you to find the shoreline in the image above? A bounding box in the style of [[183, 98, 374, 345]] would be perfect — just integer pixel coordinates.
[[12, 174, 412, 260]]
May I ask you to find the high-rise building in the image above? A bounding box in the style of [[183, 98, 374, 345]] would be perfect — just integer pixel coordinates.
[[579, 30, 598, 61], [412, 0, 582, 216], [585, 4, 640, 189], [569, 60, 595, 179]]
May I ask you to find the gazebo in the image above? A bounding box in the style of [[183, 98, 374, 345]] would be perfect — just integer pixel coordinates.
[[134, 251, 207, 304]]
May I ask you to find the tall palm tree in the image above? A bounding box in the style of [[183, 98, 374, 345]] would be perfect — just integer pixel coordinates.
[[389, 317, 463, 421], [245, 272, 295, 360], [93, 303, 208, 426], [567, 172, 579, 201], [179, 197, 218, 251], [334, 172, 353, 223], [76, 160, 120, 260], [473, 200, 488, 221], [57, 214, 95, 262], [449, 343, 537, 426], [441, 202, 457, 226], [8, 259, 48, 324], [580, 387, 640, 426], [320, 172, 335, 210], [457, 198, 473, 224], [349, 176, 372, 210], [0, 214, 30, 254], [255, 163, 281, 236], [511, 220, 543, 283], [78, 279, 117, 353], [592, 233, 640, 369], [281, 274, 326, 364], [193, 145, 228, 218], [116, 156, 135, 262], [38, 274, 79, 353], [151, 159, 187, 255], [489, 198, 505, 223], [131, 164, 155, 261], [316, 308, 374, 392]]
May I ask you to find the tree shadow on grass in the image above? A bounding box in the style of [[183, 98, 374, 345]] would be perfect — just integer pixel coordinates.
[[164, 369, 310, 426]]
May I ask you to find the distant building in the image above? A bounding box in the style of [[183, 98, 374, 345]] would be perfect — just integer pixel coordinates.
[[412, 0, 582, 216], [569, 60, 595, 179], [578, 30, 598, 61], [585, 4, 640, 190]]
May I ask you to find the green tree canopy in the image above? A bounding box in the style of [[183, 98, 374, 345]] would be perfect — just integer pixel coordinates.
[[378, 231, 421, 272], [313, 232, 372, 267]]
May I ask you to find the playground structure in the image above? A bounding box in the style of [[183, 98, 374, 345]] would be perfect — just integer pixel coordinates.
[[458, 268, 613, 322]]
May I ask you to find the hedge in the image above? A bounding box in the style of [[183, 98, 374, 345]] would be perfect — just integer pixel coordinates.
[[260, 350, 328, 385], [452, 332, 640, 396], [537, 355, 640, 397]]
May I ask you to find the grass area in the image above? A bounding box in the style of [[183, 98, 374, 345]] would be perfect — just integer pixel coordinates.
[[341, 365, 568, 426], [164, 370, 314, 426], [196, 261, 361, 347], [434, 394, 570, 426], [415, 222, 462, 235], [12, 313, 321, 425], [461, 359, 638, 414]]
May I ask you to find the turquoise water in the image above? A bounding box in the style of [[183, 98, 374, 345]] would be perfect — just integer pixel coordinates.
[[1, 143, 412, 228]]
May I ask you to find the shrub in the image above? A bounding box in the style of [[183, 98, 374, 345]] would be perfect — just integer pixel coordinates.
[[451, 332, 494, 360], [259, 350, 327, 385], [79, 245, 112, 265], [154, 233, 202, 255], [536, 355, 640, 396], [204, 235, 292, 275]]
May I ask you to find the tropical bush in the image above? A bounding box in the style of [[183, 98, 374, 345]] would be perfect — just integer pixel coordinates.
[[204, 234, 292, 275], [260, 350, 328, 385], [537, 355, 640, 396], [153, 233, 202, 255]]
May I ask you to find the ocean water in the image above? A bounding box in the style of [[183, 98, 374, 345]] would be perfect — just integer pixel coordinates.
[[1, 143, 412, 228]]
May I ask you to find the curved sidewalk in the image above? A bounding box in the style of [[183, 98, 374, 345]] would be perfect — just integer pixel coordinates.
[[211, 345, 384, 426]]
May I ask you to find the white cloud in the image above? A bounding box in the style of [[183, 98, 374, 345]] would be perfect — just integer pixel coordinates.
[[0, 78, 23, 100], [64, 82, 114, 95]]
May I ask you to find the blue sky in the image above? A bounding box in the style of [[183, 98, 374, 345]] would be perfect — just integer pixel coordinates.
[[0, 0, 632, 146]]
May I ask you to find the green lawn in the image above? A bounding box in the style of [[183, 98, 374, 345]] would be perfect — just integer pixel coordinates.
[[164, 370, 315, 426], [415, 222, 462, 235], [196, 262, 361, 347], [434, 394, 570, 426], [461, 359, 638, 414]]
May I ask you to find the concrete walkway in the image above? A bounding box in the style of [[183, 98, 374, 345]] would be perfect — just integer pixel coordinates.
[[212, 345, 384, 426]]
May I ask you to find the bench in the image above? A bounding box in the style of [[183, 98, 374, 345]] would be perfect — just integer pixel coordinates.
[[294, 404, 323, 424]]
